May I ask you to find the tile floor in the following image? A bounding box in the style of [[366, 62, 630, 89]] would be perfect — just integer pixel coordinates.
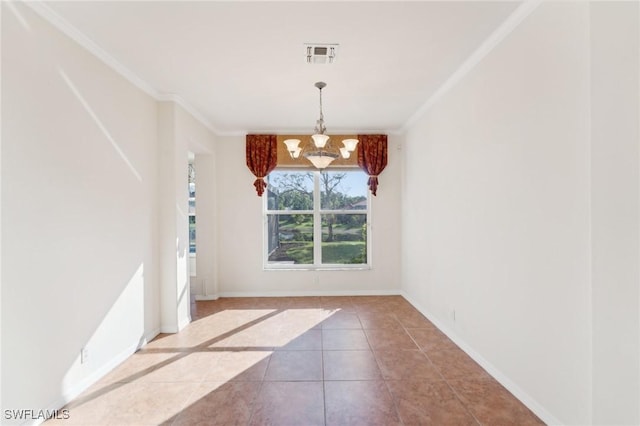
[[48, 296, 544, 425]]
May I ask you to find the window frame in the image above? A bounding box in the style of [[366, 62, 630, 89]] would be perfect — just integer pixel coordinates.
[[263, 169, 371, 271]]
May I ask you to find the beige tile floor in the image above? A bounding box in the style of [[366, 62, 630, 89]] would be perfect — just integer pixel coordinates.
[[47, 296, 544, 425]]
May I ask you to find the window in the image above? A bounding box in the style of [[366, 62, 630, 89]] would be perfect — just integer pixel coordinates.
[[188, 163, 196, 254], [265, 170, 369, 269]]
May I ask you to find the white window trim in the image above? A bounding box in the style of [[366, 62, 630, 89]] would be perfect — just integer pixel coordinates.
[[263, 170, 371, 271]]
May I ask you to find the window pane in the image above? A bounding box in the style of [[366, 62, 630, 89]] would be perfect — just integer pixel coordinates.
[[189, 216, 196, 254], [320, 171, 368, 210], [267, 214, 313, 264], [267, 171, 314, 210], [321, 214, 366, 264]]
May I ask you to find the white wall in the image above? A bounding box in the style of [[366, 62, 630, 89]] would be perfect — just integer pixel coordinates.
[[402, 2, 639, 424], [403, 2, 590, 424], [1, 2, 160, 419], [590, 2, 639, 424], [215, 135, 402, 296]]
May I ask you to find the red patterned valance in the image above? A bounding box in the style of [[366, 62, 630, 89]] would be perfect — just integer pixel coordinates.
[[246, 135, 278, 196], [357, 134, 387, 196]]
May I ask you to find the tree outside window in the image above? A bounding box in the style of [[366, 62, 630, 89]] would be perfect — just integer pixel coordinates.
[[265, 170, 369, 268]]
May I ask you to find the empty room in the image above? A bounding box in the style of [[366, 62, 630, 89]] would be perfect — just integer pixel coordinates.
[[2, 1, 639, 425]]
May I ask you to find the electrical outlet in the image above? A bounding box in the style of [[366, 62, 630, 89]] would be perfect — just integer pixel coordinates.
[[80, 347, 89, 364], [452, 309, 456, 321]]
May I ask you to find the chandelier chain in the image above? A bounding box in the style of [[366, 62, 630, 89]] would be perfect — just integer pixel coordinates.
[[315, 83, 326, 135]]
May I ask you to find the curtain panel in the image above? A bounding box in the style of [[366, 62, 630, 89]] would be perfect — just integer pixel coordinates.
[[357, 134, 388, 196], [246, 134, 278, 196]]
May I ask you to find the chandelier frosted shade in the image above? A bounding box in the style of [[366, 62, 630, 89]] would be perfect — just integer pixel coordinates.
[[342, 138, 359, 151], [284, 139, 302, 158], [305, 151, 339, 169], [311, 134, 330, 148]]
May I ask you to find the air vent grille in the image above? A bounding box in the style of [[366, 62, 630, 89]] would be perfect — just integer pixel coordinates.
[[305, 43, 338, 64]]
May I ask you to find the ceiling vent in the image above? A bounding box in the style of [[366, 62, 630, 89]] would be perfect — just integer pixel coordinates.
[[305, 44, 338, 64]]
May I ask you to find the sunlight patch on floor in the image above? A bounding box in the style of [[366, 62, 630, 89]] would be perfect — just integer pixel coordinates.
[[144, 309, 278, 349], [209, 308, 338, 348]]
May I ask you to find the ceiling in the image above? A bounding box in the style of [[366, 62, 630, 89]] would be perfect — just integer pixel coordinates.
[[40, 1, 521, 135]]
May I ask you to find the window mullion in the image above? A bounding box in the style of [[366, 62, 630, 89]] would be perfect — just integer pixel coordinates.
[[313, 172, 322, 266]]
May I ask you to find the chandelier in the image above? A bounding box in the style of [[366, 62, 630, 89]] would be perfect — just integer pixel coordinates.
[[283, 82, 358, 169]]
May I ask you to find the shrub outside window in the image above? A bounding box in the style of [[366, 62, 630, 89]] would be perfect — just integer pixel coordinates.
[[265, 170, 369, 269]]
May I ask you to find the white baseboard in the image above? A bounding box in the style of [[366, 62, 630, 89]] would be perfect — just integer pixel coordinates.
[[194, 294, 219, 301], [144, 328, 160, 345], [35, 345, 131, 425], [160, 324, 178, 333], [161, 316, 191, 333], [400, 291, 562, 426], [33, 328, 161, 426], [216, 289, 401, 298], [178, 315, 191, 331]]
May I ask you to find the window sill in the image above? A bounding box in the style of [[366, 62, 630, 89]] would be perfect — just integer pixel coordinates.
[[264, 265, 371, 272]]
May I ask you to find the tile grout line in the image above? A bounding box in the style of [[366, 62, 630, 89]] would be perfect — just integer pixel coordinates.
[[442, 379, 483, 426], [167, 368, 207, 426], [245, 345, 273, 426], [321, 320, 327, 426], [364, 309, 407, 426], [410, 323, 483, 426]]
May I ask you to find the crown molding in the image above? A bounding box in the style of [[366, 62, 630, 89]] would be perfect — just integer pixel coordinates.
[[24, 1, 220, 136], [239, 128, 398, 137], [398, 0, 541, 134], [218, 131, 251, 137], [25, 1, 159, 98]]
